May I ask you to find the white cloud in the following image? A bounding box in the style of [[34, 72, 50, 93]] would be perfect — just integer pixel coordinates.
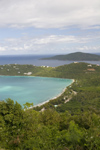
[[3, 34, 90, 49], [34, 35, 79, 44], [0, 33, 100, 54], [0, 46, 6, 51], [76, 46, 100, 51], [0, 0, 100, 28]]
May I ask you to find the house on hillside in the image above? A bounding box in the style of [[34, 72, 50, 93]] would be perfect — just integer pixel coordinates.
[[87, 68, 95, 71], [24, 72, 32, 75]]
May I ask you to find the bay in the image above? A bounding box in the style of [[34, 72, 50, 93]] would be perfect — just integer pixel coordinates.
[[0, 76, 73, 106], [0, 54, 100, 67]]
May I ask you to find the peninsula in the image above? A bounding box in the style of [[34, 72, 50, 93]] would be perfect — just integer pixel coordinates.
[[0, 62, 100, 150], [41, 52, 100, 61]]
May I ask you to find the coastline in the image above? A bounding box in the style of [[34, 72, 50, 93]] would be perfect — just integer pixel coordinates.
[[32, 78, 75, 108], [34, 88, 66, 108], [0, 75, 74, 110]]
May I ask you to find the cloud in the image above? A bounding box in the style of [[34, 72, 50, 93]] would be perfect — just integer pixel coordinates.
[[34, 35, 80, 44], [0, 32, 100, 54], [76, 46, 100, 51], [0, 46, 6, 51], [3, 34, 91, 49], [0, 0, 100, 29]]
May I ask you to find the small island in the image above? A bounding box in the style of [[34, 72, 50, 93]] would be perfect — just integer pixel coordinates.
[[41, 52, 100, 61]]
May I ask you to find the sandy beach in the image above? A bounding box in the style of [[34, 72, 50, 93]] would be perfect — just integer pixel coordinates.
[[33, 78, 75, 108], [24, 79, 75, 110]]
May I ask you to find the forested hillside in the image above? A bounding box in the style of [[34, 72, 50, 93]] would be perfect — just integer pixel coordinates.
[[42, 52, 100, 61], [0, 62, 100, 150]]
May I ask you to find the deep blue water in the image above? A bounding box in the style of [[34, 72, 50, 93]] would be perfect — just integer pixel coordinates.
[[0, 54, 100, 106], [0, 54, 100, 67]]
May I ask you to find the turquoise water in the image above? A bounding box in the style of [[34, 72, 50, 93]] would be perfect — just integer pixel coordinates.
[[0, 76, 72, 106]]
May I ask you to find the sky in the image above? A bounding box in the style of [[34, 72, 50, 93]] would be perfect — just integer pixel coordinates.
[[0, 0, 100, 55]]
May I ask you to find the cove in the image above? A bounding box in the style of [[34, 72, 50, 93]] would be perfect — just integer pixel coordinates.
[[0, 76, 73, 106]]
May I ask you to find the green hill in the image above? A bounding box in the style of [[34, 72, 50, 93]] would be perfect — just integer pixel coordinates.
[[42, 52, 100, 61], [0, 62, 100, 150]]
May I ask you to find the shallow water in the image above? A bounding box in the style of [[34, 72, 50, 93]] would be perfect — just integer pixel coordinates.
[[0, 76, 72, 106]]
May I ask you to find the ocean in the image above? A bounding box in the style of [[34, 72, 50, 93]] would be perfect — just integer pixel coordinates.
[[0, 54, 100, 67], [0, 76, 73, 106], [0, 54, 100, 106]]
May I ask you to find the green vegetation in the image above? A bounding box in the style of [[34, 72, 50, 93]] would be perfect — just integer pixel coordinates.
[[41, 52, 100, 61], [0, 62, 100, 149], [0, 64, 53, 76]]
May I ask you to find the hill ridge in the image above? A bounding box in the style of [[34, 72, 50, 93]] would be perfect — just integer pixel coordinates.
[[42, 52, 100, 61]]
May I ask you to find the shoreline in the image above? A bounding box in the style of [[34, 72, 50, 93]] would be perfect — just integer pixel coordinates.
[[0, 75, 75, 110], [29, 79, 75, 109], [34, 88, 66, 108]]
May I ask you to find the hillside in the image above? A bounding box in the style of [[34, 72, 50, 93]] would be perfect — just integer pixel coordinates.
[[0, 62, 100, 150], [42, 52, 100, 61], [0, 62, 100, 79]]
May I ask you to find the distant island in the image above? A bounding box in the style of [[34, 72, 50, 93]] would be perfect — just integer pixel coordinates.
[[41, 52, 100, 61]]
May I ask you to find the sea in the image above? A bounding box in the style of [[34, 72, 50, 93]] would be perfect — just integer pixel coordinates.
[[0, 54, 100, 67], [0, 76, 73, 106], [0, 54, 100, 106]]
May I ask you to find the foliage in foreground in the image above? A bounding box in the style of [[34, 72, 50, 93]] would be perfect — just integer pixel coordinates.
[[0, 62, 100, 149], [0, 98, 100, 150]]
